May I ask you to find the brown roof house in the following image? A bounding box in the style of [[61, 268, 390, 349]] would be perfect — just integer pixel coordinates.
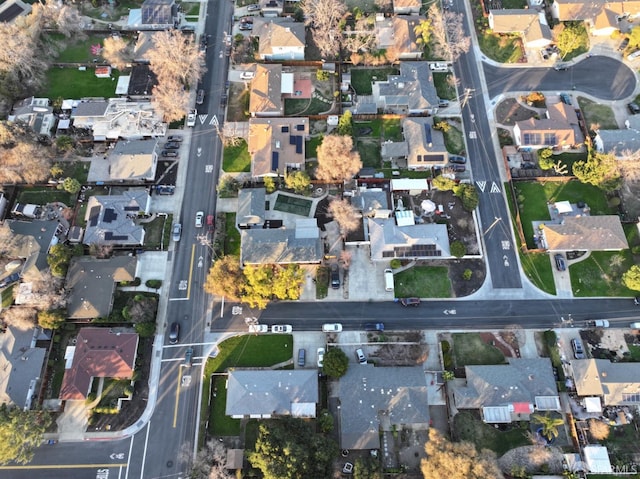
[[540, 215, 628, 251], [66, 256, 137, 320], [60, 328, 138, 401], [375, 15, 423, 61], [252, 18, 305, 61], [571, 359, 640, 406], [551, 0, 640, 35], [513, 101, 581, 150], [247, 117, 309, 178], [249, 64, 291, 117], [488, 9, 553, 48]]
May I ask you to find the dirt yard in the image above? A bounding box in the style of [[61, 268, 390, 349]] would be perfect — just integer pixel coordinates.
[[494, 97, 539, 126]]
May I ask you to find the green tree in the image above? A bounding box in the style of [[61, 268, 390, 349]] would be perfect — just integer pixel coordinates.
[[442, 370, 455, 381], [58, 177, 81, 194], [272, 264, 304, 301], [242, 264, 274, 309], [322, 347, 349, 378], [336, 110, 353, 136], [317, 409, 334, 433], [450, 241, 466, 258], [623, 264, 640, 291], [556, 21, 588, 59], [248, 418, 337, 479], [204, 256, 246, 300], [462, 269, 473, 280], [284, 171, 311, 194], [218, 175, 240, 197], [55, 135, 74, 152], [47, 243, 75, 277], [413, 18, 432, 45], [435, 121, 450, 132], [37, 309, 65, 329], [263, 176, 277, 194], [316, 69, 330, 81], [538, 148, 554, 170], [629, 25, 640, 49], [50, 164, 64, 178], [0, 405, 52, 465], [134, 321, 156, 338], [432, 175, 456, 191], [573, 151, 621, 191], [354, 457, 381, 479], [453, 183, 479, 211], [532, 412, 565, 440]]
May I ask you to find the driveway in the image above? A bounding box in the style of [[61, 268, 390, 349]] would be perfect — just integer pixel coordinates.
[[346, 245, 395, 301]]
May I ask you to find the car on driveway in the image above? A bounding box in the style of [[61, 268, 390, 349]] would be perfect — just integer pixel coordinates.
[[317, 348, 325, 368], [167, 135, 183, 142], [400, 297, 420, 307], [172, 223, 182, 242], [571, 338, 585, 359], [195, 211, 204, 228], [239, 22, 253, 30], [430, 62, 448, 72], [554, 253, 566, 271], [322, 323, 343, 332], [628, 102, 640, 115], [156, 185, 175, 195], [161, 150, 179, 157], [240, 71, 255, 80], [448, 164, 466, 172], [271, 324, 292, 333], [247, 3, 261, 10], [249, 324, 268, 333], [330, 264, 340, 289], [164, 141, 181, 150], [365, 322, 384, 332], [619, 37, 630, 51], [0, 273, 20, 288]]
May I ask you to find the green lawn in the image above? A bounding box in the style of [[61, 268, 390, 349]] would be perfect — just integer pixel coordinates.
[[209, 376, 240, 436], [18, 187, 77, 207], [570, 251, 637, 297], [382, 118, 402, 141], [477, 32, 523, 63], [284, 97, 331, 116], [453, 411, 530, 456], [547, 151, 588, 176], [627, 344, 640, 361], [356, 140, 381, 168], [306, 136, 323, 159], [144, 214, 172, 250], [224, 213, 241, 256], [1, 286, 14, 308], [578, 97, 618, 130], [602, 424, 640, 464], [350, 67, 399, 95], [452, 333, 506, 366], [39, 67, 120, 99], [354, 120, 381, 138], [54, 34, 109, 63], [519, 251, 556, 295], [432, 72, 456, 101], [181, 2, 200, 15], [393, 266, 451, 298], [53, 161, 90, 184], [442, 122, 465, 155], [222, 139, 251, 172]]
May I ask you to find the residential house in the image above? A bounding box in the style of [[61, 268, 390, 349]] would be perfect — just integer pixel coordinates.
[[60, 327, 139, 400], [336, 364, 429, 450], [571, 358, 640, 407], [237, 188, 266, 229], [375, 15, 423, 61], [454, 358, 561, 423], [100, 139, 159, 183], [83, 189, 150, 246], [226, 370, 318, 418], [240, 218, 323, 265], [513, 101, 581, 149], [372, 62, 439, 115], [583, 446, 613, 474], [488, 9, 552, 49], [551, 0, 640, 35], [367, 217, 450, 260], [9, 97, 56, 137], [393, 0, 421, 15], [253, 18, 305, 61], [66, 256, 137, 320], [541, 215, 628, 251], [127, 65, 160, 100], [250, 64, 291, 117], [259, 0, 284, 17], [0, 326, 48, 409], [71, 97, 165, 141], [594, 115, 640, 156], [403, 117, 448, 170], [348, 185, 391, 218], [141, 0, 176, 26], [247, 117, 309, 177], [0, 0, 31, 24]]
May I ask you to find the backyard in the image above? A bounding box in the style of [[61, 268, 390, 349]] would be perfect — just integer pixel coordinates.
[[39, 67, 120, 99], [51, 33, 111, 63], [273, 193, 312, 216], [350, 67, 399, 95], [393, 266, 451, 298], [453, 411, 530, 456], [18, 187, 77, 207]]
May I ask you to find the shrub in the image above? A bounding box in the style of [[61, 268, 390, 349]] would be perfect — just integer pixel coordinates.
[[389, 259, 401, 269], [462, 269, 473, 280], [450, 241, 466, 258], [145, 279, 162, 289]]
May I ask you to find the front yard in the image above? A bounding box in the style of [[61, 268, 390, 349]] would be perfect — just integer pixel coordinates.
[[222, 139, 251, 172], [393, 266, 451, 298]]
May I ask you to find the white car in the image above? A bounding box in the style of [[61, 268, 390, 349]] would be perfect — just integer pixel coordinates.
[[249, 324, 268, 333], [240, 71, 255, 80], [317, 348, 325, 368], [195, 211, 204, 228], [186, 109, 197, 127], [271, 324, 292, 333], [322, 323, 343, 333], [430, 62, 449, 72]]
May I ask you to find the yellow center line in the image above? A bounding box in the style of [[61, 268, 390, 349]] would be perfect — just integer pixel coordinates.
[[173, 365, 183, 428], [187, 243, 196, 300], [0, 463, 127, 470]]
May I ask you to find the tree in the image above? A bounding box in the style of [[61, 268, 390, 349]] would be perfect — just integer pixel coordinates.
[[134, 321, 156, 338], [301, 0, 347, 58], [343, 15, 377, 55], [629, 25, 640, 50], [285, 171, 311, 194], [1, 307, 37, 331], [588, 418, 610, 440], [318, 409, 334, 433], [242, 264, 275, 310], [316, 135, 362, 182], [432, 175, 456, 191], [556, 21, 588, 59], [0, 122, 52, 184], [322, 347, 349, 378], [204, 256, 245, 300], [327, 198, 360, 235], [101, 35, 133, 69], [147, 30, 205, 88], [421, 429, 504, 479], [59, 177, 81, 194], [272, 264, 305, 301], [37, 309, 65, 329], [47, 243, 75, 277], [538, 148, 554, 170], [248, 417, 337, 479], [336, 110, 353, 136], [573, 151, 621, 191], [354, 457, 381, 479], [414, 18, 432, 45], [188, 440, 233, 479], [150, 75, 190, 123], [450, 241, 466, 258], [453, 183, 479, 211], [55, 135, 74, 152], [428, 4, 470, 61], [623, 264, 640, 291], [264, 176, 277, 193], [0, 405, 52, 465], [218, 175, 240, 197], [532, 412, 565, 440]]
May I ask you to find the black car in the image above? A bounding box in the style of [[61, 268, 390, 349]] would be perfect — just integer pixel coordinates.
[[365, 322, 384, 332], [169, 322, 180, 344], [0, 272, 20, 288], [164, 142, 181, 150], [161, 150, 179, 157], [330, 264, 340, 289], [449, 155, 467, 164], [628, 102, 640, 115], [448, 164, 466, 172], [400, 297, 420, 307], [167, 135, 183, 142], [554, 253, 566, 272], [619, 37, 630, 51], [220, 95, 228, 106]]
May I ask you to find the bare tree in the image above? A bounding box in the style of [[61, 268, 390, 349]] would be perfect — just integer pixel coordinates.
[[316, 135, 362, 182], [102, 36, 133, 70], [428, 4, 470, 61], [29, 2, 84, 38], [147, 31, 205, 88], [328, 198, 361, 235], [151, 76, 190, 123], [588, 418, 610, 440], [1, 307, 37, 331], [189, 440, 233, 479], [339, 249, 352, 268], [25, 272, 67, 311], [301, 0, 346, 58], [343, 15, 377, 54], [0, 122, 52, 184]]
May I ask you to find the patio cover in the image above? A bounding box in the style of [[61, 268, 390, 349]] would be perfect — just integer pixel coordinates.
[[512, 402, 533, 414], [390, 178, 429, 192], [583, 445, 612, 473], [555, 200, 572, 214], [481, 406, 511, 423], [584, 396, 602, 413], [395, 209, 415, 227]]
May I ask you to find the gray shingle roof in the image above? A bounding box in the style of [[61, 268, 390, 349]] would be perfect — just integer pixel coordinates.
[[572, 359, 640, 405], [237, 188, 266, 227], [0, 326, 46, 408], [240, 226, 322, 265]]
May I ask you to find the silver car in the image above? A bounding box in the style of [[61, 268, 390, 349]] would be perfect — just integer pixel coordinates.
[[172, 223, 182, 242]]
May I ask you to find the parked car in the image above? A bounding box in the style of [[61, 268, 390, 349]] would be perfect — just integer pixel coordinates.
[[239, 23, 253, 30], [571, 338, 585, 359], [330, 264, 340, 289], [187, 109, 197, 127], [164, 141, 181, 150], [448, 155, 467, 164], [169, 322, 180, 344], [400, 297, 420, 307], [430, 62, 448, 72], [316, 348, 325, 368], [355, 348, 367, 364], [628, 49, 640, 60], [448, 164, 466, 172], [196, 89, 205, 105], [589, 319, 610, 328], [619, 37, 630, 51], [156, 185, 175, 195], [631, 321, 640, 328], [438, 99, 450, 108], [195, 211, 204, 228], [322, 323, 343, 332], [298, 348, 306, 367], [560, 93, 572, 105], [247, 3, 261, 10], [553, 63, 570, 71], [161, 150, 179, 157], [554, 253, 566, 272], [207, 215, 214, 231], [172, 223, 182, 242], [0, 273, 20, 288], [365, 322, 384, 332], [628, 102, 640, 115], [634, 297, 640, 306], [248, 324, 268, 333], [271, 324, 292, 333], [167, 135, 183, 142], [240, 71, 255, 80]]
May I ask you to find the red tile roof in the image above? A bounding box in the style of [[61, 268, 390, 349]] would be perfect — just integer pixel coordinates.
[[60, 328, 138, 400]]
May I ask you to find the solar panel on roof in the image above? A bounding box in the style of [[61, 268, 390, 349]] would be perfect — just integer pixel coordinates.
[[289, 135, 297, 145], [295, 136, 302, 154], [103, 208, 118, 223], [88, 206, 101, 227], [424, 124, 432, 144], [124, 206, 139, 211], [271, 151, 279, 171], [296, 124, 305, 131], [281, 126, 289, 133], [105, 232, 129, 241]]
